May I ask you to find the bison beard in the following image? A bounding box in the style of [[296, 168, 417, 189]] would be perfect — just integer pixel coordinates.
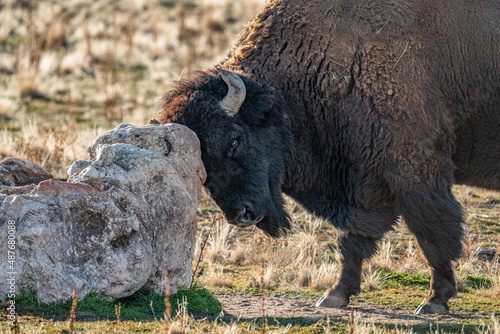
[[159, 0, 500, 315]]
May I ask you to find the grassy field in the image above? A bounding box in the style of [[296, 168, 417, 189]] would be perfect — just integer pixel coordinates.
[[1, 0, 499, 333]]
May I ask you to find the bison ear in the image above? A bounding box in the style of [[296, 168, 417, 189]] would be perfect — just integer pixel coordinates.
[[216, 68, 247, 117]]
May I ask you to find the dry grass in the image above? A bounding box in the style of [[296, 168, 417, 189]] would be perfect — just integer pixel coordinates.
[[200, 264, 235, 288], [205, 219, 236, 264], [0, 117, 102, 176]]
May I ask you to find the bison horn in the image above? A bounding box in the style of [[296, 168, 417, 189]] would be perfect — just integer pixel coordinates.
[[217, 68, 247, 116]]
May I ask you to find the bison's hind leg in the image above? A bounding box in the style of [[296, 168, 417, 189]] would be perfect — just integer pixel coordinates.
[[397, 184, 464, 314]]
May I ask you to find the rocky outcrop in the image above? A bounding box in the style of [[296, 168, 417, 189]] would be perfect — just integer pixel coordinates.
[[0, 123, 206, 303]]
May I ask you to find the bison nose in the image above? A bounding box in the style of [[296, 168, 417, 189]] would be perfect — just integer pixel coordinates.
[[237, 203, 253, 224]]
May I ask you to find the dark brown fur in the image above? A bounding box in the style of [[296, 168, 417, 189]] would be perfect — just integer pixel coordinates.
[[160, 0, 500, 314]]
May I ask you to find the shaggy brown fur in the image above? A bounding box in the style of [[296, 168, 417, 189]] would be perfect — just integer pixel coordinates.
[[160, 0, 500, 314]]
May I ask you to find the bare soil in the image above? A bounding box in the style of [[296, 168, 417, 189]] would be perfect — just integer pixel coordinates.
[[217, 291, 469, 325]]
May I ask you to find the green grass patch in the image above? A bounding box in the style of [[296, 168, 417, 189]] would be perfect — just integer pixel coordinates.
[[170, 284, 223, 316], [8, 285, 222, 321], [361, 287, 423, 311], [466, 275, 492, 289], [379, 269, 430, 288], [379, 270, 492, 291]]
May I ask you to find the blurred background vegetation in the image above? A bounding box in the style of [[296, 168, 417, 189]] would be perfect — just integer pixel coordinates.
[[0, 0, 265, 177]]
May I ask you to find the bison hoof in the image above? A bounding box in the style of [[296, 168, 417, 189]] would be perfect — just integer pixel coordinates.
[[414, 303, 449, 315], [315, 295, 349, 308]]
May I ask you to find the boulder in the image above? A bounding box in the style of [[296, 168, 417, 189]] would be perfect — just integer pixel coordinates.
[[0, 123, 206, 303], [0, 158, 54, 188]]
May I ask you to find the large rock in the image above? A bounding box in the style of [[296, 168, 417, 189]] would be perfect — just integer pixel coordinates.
[[0, 158, 54, 188], [0, 124, 206, 303]]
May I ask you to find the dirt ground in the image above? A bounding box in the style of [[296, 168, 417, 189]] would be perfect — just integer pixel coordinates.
[[217, 291, 466, 325]]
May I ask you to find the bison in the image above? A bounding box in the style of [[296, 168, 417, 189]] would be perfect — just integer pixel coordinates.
[[158, 0, 500, 314]]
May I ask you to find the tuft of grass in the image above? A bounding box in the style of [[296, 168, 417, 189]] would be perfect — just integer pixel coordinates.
[[466, 275, 493, 289]]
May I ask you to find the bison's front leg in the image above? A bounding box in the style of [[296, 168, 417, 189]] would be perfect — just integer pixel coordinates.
[[316, 232, 378, 307], [316, 208, 397, 308]]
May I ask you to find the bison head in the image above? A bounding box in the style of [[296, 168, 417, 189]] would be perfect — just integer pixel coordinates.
[[159, 69, 292, 237]]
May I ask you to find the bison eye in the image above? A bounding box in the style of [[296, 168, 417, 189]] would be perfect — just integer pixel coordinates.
[[231, 139, 238, 149]]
